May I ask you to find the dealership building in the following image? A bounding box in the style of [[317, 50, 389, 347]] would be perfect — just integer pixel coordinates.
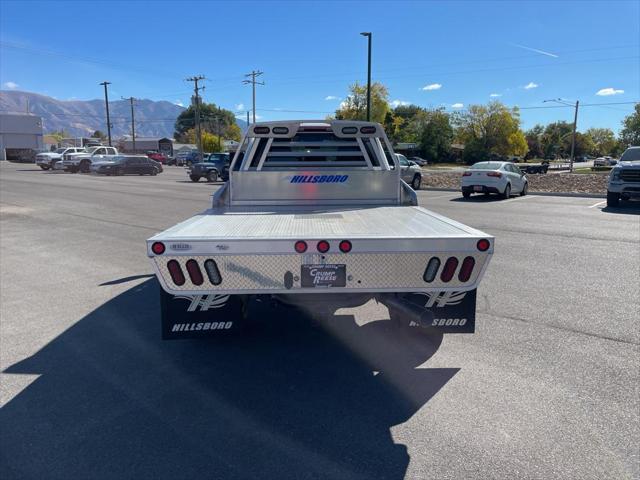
[[0, 113, 43, 161]]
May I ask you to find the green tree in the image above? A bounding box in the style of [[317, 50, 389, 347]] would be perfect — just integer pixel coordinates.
[[453, 101, 528, 163], [584, 128, 617, 156], [334, 82, 390, 124], [524, 125, 544, 159], [174, 102, 238, 142], [407, 109, 454, 162], [620, 104, 640, 147], [93, 130, 106, 140], [540, 121, 573, 158]]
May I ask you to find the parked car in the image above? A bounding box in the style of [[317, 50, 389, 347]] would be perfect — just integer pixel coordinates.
[[461, 161, 528, 199], [409, 156, 428, 166], [147, 152, 169, 164], [594, 156, 617, 167], [35, 147, 85, 170], [395, 153, 422, 190], [188, 152, 231, 182], [606, 146, 640, 207], [90, 155, 161, 176], [174, 150, 204, 166]]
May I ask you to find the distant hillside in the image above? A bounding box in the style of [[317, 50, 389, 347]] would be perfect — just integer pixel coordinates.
[[0, 90, 248, 138]]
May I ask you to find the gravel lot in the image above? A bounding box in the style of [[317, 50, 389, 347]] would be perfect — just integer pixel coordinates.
[[423, 171, 609, 194], [1, 163, 638, 479]]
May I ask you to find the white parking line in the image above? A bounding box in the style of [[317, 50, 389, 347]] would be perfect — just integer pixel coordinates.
[[588, 200, 606, 209]]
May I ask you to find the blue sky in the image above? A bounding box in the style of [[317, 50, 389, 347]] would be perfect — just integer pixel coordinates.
[[0, 0, 638, 132]]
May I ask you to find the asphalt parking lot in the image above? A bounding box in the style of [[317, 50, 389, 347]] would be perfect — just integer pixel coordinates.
[[1, 162, 639, 480]]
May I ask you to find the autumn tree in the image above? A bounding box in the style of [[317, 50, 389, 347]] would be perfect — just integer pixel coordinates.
[[620, 104, 640, 147], [334, 82, 390, 124], [584, 128, 617, 156]]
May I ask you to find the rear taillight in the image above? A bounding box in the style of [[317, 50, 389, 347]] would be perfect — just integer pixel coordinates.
[[204, 259, 222, 285], [477, 239, 491, 252], [423, 257, 440, 282], [295, 240, 308, 253], [458, 256, 475, 282], [339, 240, 352, 253], [440, 257, 459, 282], [462, 172, 472, 176], [486, 172, 502, 178], [317, 240, 330, 253], [167, 260, 185, 286], [151, 242, 165, 255], [186, 259, 204, 286]]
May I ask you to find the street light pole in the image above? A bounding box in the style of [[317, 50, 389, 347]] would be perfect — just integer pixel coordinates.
[[543, 98, 579, 173], [360, 32, 372, 122]]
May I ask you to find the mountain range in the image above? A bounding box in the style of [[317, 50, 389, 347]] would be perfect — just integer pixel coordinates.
[[0, 90, 247, 138]]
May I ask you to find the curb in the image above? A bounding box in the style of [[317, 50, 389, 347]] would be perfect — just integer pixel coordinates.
[[422, 187, 606, 199]]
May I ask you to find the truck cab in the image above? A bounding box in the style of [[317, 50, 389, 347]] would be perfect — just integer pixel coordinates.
[[63, 146, 118, 173], [147, 120, 494, 339], [607, 146, 640, 206]]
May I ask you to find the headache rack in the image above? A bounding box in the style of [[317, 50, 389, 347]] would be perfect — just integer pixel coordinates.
[[214, 120, 417, 207]]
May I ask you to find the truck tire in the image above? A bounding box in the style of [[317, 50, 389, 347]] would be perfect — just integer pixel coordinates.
[[462, 190, 471, 199], [190, 175, 200, 182], [80, 160, 90, 173], [411, 174, 421, 190], [207, 170, 218, 183], [606, 191, 620, 207], [501, 183, 511, 199]]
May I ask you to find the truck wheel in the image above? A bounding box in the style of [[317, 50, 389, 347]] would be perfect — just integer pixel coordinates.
[[207, 170, 218, 183], [190, 175, 200, 182], [411, 174, 421, 190], [501, 184, 511, 199], [80, 160, 90, 173], [520, 182, 528, 196], [606, 191, 620, 207], [462, 191, 471, 199]]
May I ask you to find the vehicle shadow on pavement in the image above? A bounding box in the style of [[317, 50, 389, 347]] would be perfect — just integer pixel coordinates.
[[1, 279, 455, 480], [601, 203, 640, 215], [450, 195, 505, 202]]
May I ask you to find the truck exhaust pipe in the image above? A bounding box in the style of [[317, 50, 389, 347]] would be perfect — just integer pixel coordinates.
[[378, 294, 434, 327]]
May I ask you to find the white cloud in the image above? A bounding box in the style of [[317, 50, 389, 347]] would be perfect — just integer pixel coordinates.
[[422, 83, 442, 91], [451, 103, 464, 109], [174, 100, 184, 107], [235, 103, 245, 110], [596, 87, 624, 96], [489, 93, 502, 98], [524, 82, 539, 90], [325, 95, 340, 101], [3, 81, 19, 89], [390, 99, 410, 108]]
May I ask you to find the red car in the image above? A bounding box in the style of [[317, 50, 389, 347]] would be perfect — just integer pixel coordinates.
[[147, 152, 168, 164]]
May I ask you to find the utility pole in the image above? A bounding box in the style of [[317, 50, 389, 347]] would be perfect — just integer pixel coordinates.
[[122, 97, 136, 153], [246, 111, 250, 126], [569, 100, 579, 173], [243, 70, 264, 124], [99, 81, 112, 146], [543, 98, 579, 172], [186, 75, 205, 157], [360, 32, 372, 122]]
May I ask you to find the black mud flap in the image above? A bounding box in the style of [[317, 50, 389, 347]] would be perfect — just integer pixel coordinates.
[[386, 289, 477, 334], [160, 289, 247, 340]]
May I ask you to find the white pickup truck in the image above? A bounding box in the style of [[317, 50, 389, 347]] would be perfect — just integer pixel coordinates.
[[35, 147, 85, 170], [62, 145, 119, 173], [147, 120, 494, 339]]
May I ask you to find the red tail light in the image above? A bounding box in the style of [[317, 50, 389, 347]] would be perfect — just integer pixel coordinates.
[[486, 172, 502, 178], [458, 256, 475, 282], [167, 260, 185, 286], [185, 259, 204, 286], [295, 240, 308, 253], [462, 172, 472, 176], [151, 242, 165, 255], [477, 239, 491, 252], [317, 240, 330, 253], [339, 240, 352, 253], [440, 257, 459, 282]]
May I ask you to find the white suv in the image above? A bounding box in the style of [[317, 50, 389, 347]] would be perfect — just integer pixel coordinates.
[[607, 146, 640, 207]]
